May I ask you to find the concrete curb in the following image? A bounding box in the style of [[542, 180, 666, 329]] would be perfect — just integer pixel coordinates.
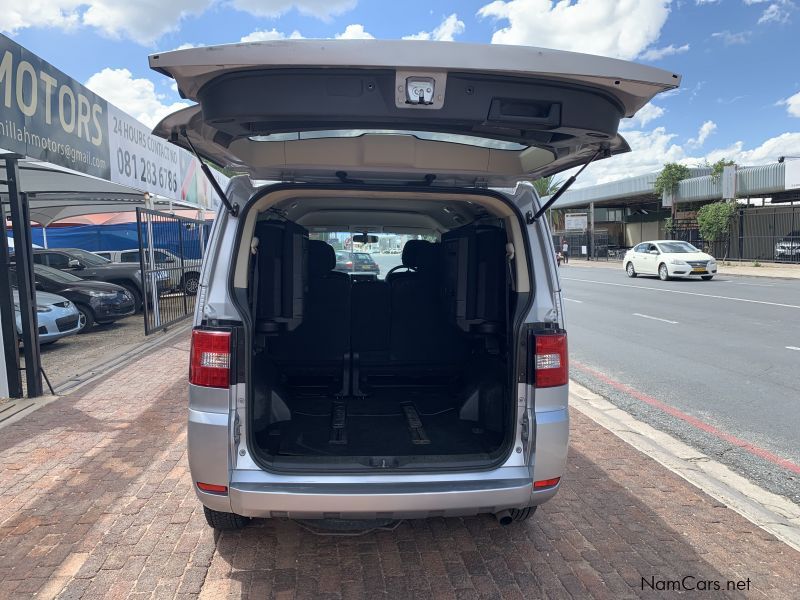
[[569, 380, 800, 553]]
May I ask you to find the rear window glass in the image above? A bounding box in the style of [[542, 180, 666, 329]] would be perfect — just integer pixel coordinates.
[[249, 129, 526, 151]]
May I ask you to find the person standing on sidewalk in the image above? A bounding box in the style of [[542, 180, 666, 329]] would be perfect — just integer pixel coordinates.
[[561, 239, 569, 264]]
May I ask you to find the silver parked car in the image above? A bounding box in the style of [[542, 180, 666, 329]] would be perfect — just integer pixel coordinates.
[[13, 289, 82, 344], [149, 40, 679, 530]]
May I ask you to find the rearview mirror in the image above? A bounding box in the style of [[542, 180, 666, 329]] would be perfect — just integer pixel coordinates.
[[353, 234, 379, 244], [649, 250, 659, 255], [68, 258, 83, 269]]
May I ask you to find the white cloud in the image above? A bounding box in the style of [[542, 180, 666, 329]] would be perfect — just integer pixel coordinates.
[[757, 1, 794, 24], [778, 91, 800, 117], [0, 0, 211, 44], [230, 0, 356, 21], [335, 24, 374, 39], [403, 13, 466, 41], [711, 30, 751, 44], [640, 43, 690, 61], [620, 102, 665, 129], [85, 68, 190, 128], [477, 0, 671, 60], [240, 28, 304, 42], [1, 1, 355, 44], [687, 120, 717, 147]]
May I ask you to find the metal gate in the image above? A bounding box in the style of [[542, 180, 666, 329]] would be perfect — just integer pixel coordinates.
[[136, 207, 208, 335]]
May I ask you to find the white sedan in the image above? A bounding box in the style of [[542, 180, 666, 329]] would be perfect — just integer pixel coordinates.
[[624, 240, 718, 281]]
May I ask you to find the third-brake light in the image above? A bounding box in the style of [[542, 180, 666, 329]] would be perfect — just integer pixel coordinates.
[[534, 333, 568, 388]]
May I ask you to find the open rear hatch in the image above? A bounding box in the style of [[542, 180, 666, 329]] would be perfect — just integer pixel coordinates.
[[150, 39, 679, 187], [152, 40, 679, 471]]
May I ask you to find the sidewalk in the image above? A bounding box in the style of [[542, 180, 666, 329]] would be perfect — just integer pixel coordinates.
[[1, 335, 798, 599], [561, 258, 800, 279]]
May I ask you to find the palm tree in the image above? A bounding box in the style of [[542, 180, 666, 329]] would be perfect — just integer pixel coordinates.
[[532, 175, 563, 198]]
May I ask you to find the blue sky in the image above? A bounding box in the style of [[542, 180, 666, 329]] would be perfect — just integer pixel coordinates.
[[3, 0, 799, 185]]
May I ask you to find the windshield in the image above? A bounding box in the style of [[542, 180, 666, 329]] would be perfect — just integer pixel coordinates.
[[34, 264, 84, 283], [69, 248, 110, 266], [657, 242, 700, 253]]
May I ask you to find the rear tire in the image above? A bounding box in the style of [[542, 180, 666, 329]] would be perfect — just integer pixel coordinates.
[[509, 506, 537, 522], [658, 263, 670, 281], [75, 304, 94, 332], [203, 506, 250, 531], [625, 262, 637, 278], [701, 275, 714, 281]]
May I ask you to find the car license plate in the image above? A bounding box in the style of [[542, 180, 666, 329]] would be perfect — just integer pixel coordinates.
[[692, 267, 705, 273]]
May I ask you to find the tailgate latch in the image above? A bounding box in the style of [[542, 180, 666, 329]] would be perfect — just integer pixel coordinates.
[[406, 77, 435, 105]]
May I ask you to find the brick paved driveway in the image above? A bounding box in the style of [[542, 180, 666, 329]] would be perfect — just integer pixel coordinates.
[[1, 336, 798, 599]]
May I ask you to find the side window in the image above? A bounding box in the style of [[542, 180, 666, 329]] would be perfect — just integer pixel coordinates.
[[121, 251, 140, 263], [634, 244, 645, 253], [95, 252, 111, 261], [32, 254, 45, 265], [46, 253, 71, 269], [153, 251, 171, 263]]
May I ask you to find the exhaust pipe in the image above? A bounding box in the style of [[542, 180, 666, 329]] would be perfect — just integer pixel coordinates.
[[494, 510, 513, 526]]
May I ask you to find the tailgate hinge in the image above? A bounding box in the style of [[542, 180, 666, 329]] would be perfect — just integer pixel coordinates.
[[233, 411, 241, 446]]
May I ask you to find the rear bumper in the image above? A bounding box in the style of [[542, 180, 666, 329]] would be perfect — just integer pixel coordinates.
[[188, 404, 567, 519], [227, 476, 549, 519]]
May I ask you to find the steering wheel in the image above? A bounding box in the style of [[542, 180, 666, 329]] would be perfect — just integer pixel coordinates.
[[386, 265, 415, 279]]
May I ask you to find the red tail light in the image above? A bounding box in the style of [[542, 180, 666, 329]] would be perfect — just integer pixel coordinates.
[[190, 330, 231, 388], [534, 333, 568, 388]]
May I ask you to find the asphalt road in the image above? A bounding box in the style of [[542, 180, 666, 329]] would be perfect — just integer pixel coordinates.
[[560, 264, 800, 503]]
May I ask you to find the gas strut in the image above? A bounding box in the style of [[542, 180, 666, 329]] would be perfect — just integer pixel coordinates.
[[528, 144, 609, 224], [180, 127, 239, 216]]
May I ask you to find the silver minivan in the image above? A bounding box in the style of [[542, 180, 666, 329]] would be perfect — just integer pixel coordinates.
[[150, 40, 678, 530]]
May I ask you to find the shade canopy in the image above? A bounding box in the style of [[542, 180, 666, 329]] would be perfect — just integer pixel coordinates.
[[1, 157, 208, 226]]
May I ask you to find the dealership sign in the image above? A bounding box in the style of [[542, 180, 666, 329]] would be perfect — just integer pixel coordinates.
[[564, 213, 588, 231], [0, 33, 225, 209]]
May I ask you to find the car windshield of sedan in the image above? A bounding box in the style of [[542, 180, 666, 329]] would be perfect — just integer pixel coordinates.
[[658, 242, 699, 253], [69, 248, 110, 266]]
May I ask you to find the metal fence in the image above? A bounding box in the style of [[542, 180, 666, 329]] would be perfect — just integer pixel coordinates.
[[672, 204, 800, 263], [552, 230, 610, 260], [136, 207, 208, 335]]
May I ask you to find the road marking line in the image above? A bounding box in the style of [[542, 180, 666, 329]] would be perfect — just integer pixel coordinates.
[[564, 298, 583, 303], [562, 277, 800, 310], [572, 360, 800, 476], [787, 346, 800, 351], [633, 313, 678, 324], [721, 280, 777, 288], [569, 381, 800, 553]]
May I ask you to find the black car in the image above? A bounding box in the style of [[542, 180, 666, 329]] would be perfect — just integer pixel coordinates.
[[10, 264, 136, 330], [334, 251, 380, 280], [28, 248, 167, 311]]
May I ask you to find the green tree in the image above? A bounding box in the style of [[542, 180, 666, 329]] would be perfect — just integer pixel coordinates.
[[654, 163, 691, 198], [697, 200, 736, 258], [710, 158, 736, 184], [532, 175, 563, 198]]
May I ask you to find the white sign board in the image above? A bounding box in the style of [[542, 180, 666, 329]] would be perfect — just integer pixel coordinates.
[[565, 213, 588, 230], [786, 159, 800, 191], [721, 165, 737, 199]]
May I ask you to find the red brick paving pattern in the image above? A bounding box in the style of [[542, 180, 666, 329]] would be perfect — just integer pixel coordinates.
[[0, 337, 798, 599]]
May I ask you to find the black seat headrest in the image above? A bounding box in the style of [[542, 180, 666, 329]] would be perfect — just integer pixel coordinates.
[[308, 240, 336, 277], [401, 240, 434, 269]]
